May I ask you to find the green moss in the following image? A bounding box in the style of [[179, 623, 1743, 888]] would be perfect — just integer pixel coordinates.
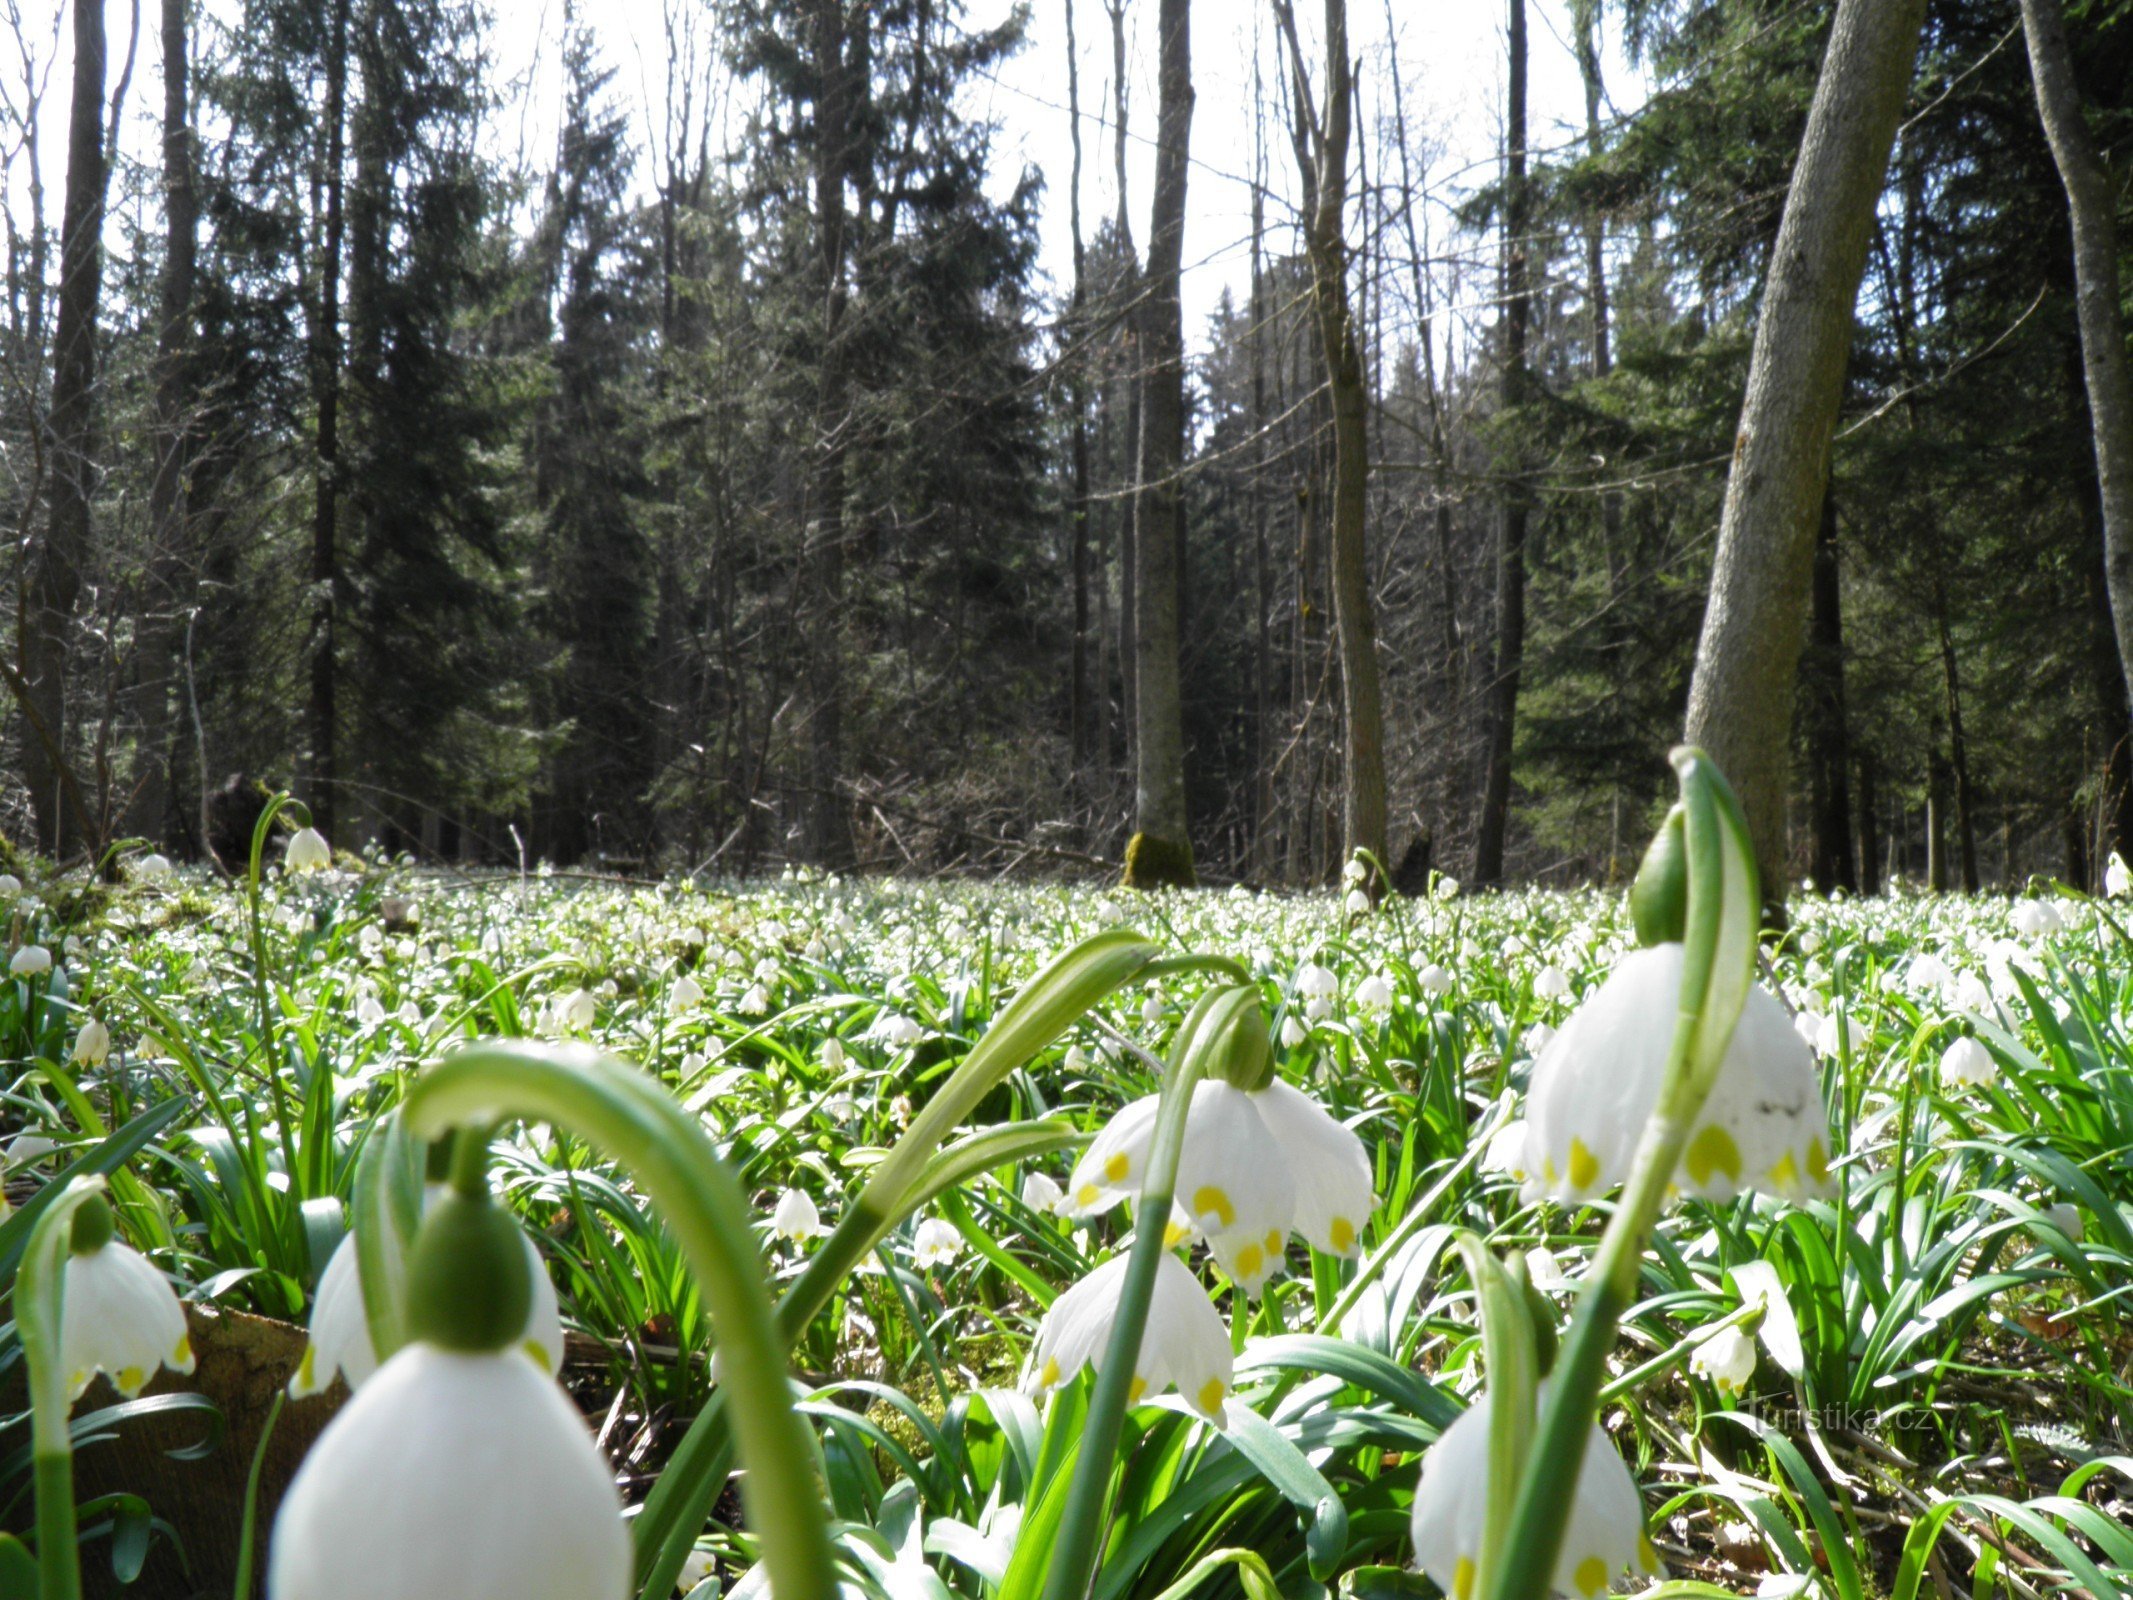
[[1121, 831, 1196, 890]]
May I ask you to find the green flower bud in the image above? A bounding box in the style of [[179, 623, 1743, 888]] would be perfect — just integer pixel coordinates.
[[405, 1190, 533, 1354], [1630, 805, 1689, 948], [1207, 995, 1275, 1092], [70, 1192, 116, 1256]]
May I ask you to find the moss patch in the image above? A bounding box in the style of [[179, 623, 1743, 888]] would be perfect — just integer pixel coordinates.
[[1121, 831, 1196, 890]]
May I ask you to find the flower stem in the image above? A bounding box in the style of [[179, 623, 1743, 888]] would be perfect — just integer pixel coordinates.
[[18, 1177, 109, 1600]]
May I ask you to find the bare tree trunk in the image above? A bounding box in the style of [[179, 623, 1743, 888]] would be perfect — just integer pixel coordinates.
[[1855, 751, 1881, 895], [1122, 0, 1193, 889], [2021, 0, 2133, 723], [1934, 593, 1979, 891], [18, 0, 110, 856], [125, 0, 196, 847], [305, 0, 350, 841], [1474, 0, 1529, 886], [1065, 0, 1091, 784], [1249, 54, 1274, 879], [1271, 0, 1387, 885], [1107, 0, 1137, 780], [1681, 0, 1925, 905], [1802, 491, 1856, 891]]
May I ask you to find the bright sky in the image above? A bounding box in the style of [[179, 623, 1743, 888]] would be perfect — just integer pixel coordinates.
[[24, 0, 1646, 365]]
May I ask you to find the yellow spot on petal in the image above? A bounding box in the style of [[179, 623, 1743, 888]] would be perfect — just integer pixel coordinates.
[[1684, 1124, 1742, 1189], [1806, 1137, 1830, 1186], [1768, 1151, 1799, 1189], [294, 1346, 316, 1392], [1265, 1229, 1282, 1255], [1568, 1137, 1599, 1191], [1234, 1243, 1264, 1280], [1192, 1186, 1236, 1230], [172, 1335, 194, 1372], [1075, 1183, 1100, 1208], [1164, 1220, 1190, 1248], [1638, 1535, 1660, 1573], [1329, 1217, 1356, 1254], [1195, 1377, 1226, 1417], [1103, 1152, 1130, 1183], [1542, 1156, 1559, 1182], [1573, 1555, 1609, 1596], [1127, 1376, 1147, 1403], [117, 1366, 145, 1394], [1453, 1556, 1476, 1600], [523, 1338, 550, 1370], [1038, 1356, 1061, 1389]]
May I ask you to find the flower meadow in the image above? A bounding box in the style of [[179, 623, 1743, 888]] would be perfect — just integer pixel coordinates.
[[3, 781, 2131, 1600]]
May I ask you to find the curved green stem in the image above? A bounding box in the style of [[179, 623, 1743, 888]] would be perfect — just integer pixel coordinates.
[[405, 1041, 835, 1600], [1040, 985, 1258, 1600], [19, 1176, 109, 1600]]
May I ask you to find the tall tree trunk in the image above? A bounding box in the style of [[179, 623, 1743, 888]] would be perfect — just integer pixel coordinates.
[[1802, 491, 1856, 891], [1249, 63, 1274, 879], [1065, 0, 1090, 782], [1474, 0, 1529, 886], [1108, 0, 1137, 779], [125, 0, 196, 848], [1934, 594, 1979, 891], [19, 0, 111, 856], [306, 0, 350, 842], [1681, 0, 1925, 906], [2020, 0, 2133, 719], [1855, 751, 1881, 895], [1273, 0, 1387, 884], [803, 0, 856, 868], [1122, 0, 1193, 889]]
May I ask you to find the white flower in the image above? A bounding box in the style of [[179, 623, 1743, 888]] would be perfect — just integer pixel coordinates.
[[873, 1012, 924, 1048], [1792, 1010, 1822, 1049], [0, 874, 20, 895], [2011, 898, 2064, 938], [1067, 1076, 1371, 1294], [1279, 1014, 1309, 1049], [270, 1343, 627, 1600], [10, 945, 52, 977], [291, 1221, 563, 1399], [670, 973, 704, 1014], [134, 852, 174, 879], [1295, 963, 1339, 999], [820, 1036, 849, 1072], [1020, 1172, 1065, 1215], [1689, 1323, 1756, 1396], [1938, 1035, 1996, 1089], [1026, 1251, 1232, 1422], [1523, 943, 1833, 1205], [1353, 974, 1396, 1011], [912, 1217, 963, 1268], [1140, 991, 1165, 1025], [60, 1237, 196, 1398], [284, 827, 332, 872], [1410, 1384, 1658, 1600], [2043, 1202, 2082, 1242], [2108, 853, 2131, 898], [769, 1189, 829, 1243], [737, 983, 770, 1015], [676, 1548, 715, 1596], [553, 989, 596, 1034], [1482, 1118, 1530, 1180], [70, 1017, 110, 1066], [1523, 1022, 1557, 1057], [1524, 1244, 1566, 1288], [1434, 875, 1461, 901], [1907, 953, 1954, 996], [1343, 887, 1372, 917], [1417, 964, 1454, 997], [1342, 857, 1369, 886], [356, 993, 387, 1028], [1534, 965, 1571, 1001], [1811, 1012, 1852, 1060]]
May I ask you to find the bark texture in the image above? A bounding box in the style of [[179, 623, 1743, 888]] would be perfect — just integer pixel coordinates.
[[1681, 0, 1926, 901]]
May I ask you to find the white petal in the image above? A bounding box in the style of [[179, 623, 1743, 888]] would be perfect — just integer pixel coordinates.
[[269, 1345, 627, 1600], [1065, 1095, 1160, 1216], [1027, 1253, 1231, 1421], [59, 1242, 194, 1398], [292, 1233, 377, 1398], [1171, 1082, 1293, 1256], [1248, 1079, 1372, 1257]]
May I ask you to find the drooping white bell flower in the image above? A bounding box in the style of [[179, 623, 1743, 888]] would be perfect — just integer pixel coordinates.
[[1811, 1011, 1853, 1060], [270, 1342, 628, 1600], [10, 944, 52, 977], [2011, 898, 2064, 938], [1689, 1323, 1756, 1396], [1417, 964, 1454, 997], [1481, 1118, 1530, 1182], [59, 1231, 196, 1398], [872, 1012, 925, 1048], [820, 1036, 849, 1072], [284, 826, 332, 872], [1020, 1171, 1065, 1215], [912, 1216, 963, 1269], [553, 989, 596, 1035], [1533, 964, 1571, 1001], [1523, 1022, 1557, 1057], [1938, 1035, 1996, 1089], [1295, 963, 1339, 1001], [2107, 853, 2131, 898], [134, 852, 174, 880], [1342, 857, 1369, 887], [1906, 953, 1955, 998], [1026, 1251, 1232, 1423], [769, 1189, 829, 1243], [1353, 974, 1396, 1012], [1410, 1383, 1658, 1600], [1279, 1014, 1309, 1049], [1522, 943, 1833, 1206], [70, 1017, 110, 1067], [355, 992, 387, 1028], [0, 874, 21, 896], [1249, 1079, 1372, 1258], [1434, 875, 1461, 901], [1523, 1244, 1567, 1289], [736, 983, 770, 1015], [670, 973, 704, 1015], [1140, 991, 1165, 1025], [1343, 887, 1373, 917], [290, 1219, 564, 1399]]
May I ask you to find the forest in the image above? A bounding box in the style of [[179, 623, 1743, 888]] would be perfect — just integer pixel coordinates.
[[4, 0, 2128, 897]]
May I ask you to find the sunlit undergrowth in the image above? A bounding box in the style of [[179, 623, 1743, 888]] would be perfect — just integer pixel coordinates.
[[6, 853, 2131, 1598]]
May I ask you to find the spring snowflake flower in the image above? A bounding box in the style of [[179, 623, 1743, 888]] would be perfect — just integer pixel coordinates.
[[59, 1228, 196, 1399], [1067, 1076, 1372, 1295], [0, 874, 20, 895], [552, 989, 596, 1034], [2107, 853, 2131, 898], [820, 1036, 848, 1072], [291, 1220, 563, 1398], [1353, 974, 1396, 1011], [1533, 964, 1571, 1001], [134, 852, 174, 879], [1343, 857, 1369, 886], [1279, 1014, 1309, 1048], [1020, 1171, 1065, 1215], [1026, 1251, 1232, 1422], [1524, 1022, 1557, 1056], [1295, 963, 1339, 1001], [736, 983, 770, 1015], [1343, 887, 1373, 917], [912, 1217, 963, 1268], [284, 826, 332, 872], [769, 1190, 829, 1243], [670, 973, 704, 1014], [1141, 991, 1166, 1025], [71, 1017, 110, 1066], [270, 1343, 627, 1600], [1689, 1323, 1756, 1396], [10, 945, 52, 977], [1523, 943, 1833, 1206], [1417, 964, 1453, 997], [872, 1012, 924, 1048], [1938, 1035, 1996, 1089], [1434, 875, 1461, 901], [2011, 898, 2064, 938], [1410, 1384, 1658, 1600], [356, 992, 387, 1028]]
